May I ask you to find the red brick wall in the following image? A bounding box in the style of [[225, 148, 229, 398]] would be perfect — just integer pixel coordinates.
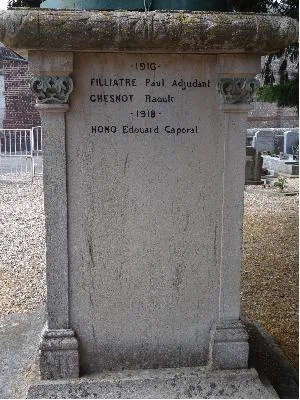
[[2, 59, 41, 129]]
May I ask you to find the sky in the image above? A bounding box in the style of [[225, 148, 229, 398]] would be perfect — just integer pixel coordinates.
[[0, 0, 6, 10]]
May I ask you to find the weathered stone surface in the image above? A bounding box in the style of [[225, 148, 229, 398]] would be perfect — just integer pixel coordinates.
[[218, 78, 259, 104], [0, 10, 297, 53], [55, 52, 256, 374], [31, 76, 73, 104], [27, 366, 277, 399], [35, 102, 70, 331], [39, 327, 79, 380], [67, 52, 222, 373], [209, 321, 249, 369]]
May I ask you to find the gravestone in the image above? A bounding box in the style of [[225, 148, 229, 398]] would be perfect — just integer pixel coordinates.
[[284, 130, 299, 155], [245, 147, 263, 185], [252, 128, 299, 154], [247, 127, 299, 148], [252, 129, 276, 152], [0, 6, 297, 399], [274, 134, 284, 154]]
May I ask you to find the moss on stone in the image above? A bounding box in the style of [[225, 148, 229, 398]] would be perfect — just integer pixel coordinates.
[[0, 10, 297, 54]]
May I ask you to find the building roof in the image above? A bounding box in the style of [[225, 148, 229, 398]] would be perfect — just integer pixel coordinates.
[[0, 43, 27, 63]]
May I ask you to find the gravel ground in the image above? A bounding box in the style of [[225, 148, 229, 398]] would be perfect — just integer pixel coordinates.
[[0, 174, 298, 370], [0, 175, 46, 320], [242, 178, 299, 369]]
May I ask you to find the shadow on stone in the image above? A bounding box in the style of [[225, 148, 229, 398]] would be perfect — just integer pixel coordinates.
[[241, 311, 299, 399]]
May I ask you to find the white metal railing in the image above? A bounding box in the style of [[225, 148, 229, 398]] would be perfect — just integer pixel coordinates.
[[31, 125, 43, 155], [31, 126, 43, 177], [0, 126, 43, 180]]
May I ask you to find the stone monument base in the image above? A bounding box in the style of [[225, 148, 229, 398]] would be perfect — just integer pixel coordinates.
[[27, 366, 277, 399], [262, 155, 299, 177]]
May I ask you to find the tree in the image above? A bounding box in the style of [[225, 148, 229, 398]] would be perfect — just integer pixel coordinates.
[[232, 0, 274, 13], [8, 0, 42, 7], [233, 0, 299, 110]]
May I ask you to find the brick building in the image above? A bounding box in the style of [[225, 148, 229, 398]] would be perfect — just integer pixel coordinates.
[[0, 43, 40, 129]]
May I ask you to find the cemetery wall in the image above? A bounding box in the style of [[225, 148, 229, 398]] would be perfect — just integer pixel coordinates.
[[247, 102, 298, 129]]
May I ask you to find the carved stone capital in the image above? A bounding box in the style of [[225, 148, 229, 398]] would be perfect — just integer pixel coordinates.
[[218, 78, 259, 104], [39, 325, 79, 379], [30, 76, 73, 104]]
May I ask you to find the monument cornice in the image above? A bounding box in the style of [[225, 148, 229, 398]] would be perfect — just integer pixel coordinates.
[[0, 10, 297, 54]]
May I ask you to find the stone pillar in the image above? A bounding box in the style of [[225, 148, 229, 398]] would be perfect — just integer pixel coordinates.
[[29, 52, 79, 379], [208, 55, 260, 370]]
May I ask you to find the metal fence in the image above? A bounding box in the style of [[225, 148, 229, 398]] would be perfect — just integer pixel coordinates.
[[0, 126, 43, 181], [31, 126, 43, 177]]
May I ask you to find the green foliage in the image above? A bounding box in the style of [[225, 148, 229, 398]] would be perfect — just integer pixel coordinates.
[[292, 145, 299, 160], [234, 0, 298, 110], [257, 78, 299, 110], [274, 177, 287, 192], [276, 0, 298, 20], [232, 0, 274, 13], [233, 0, 298, 18]]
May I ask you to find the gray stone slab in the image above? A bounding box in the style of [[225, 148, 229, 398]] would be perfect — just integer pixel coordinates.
[[247, 127, 298, 137], [67, 53, 224, 373], [284, 130, 299, 154], [251, 128, 299, 153], [27, 367, 277, 399]]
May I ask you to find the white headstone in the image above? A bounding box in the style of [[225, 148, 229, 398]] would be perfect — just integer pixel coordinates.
[[252, 129, 275, 152]]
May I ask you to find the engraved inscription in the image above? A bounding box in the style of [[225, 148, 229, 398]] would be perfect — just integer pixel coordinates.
[[88, 59, 213, 134], [90, 94, 134, 103], [91, 125, 199, 135]]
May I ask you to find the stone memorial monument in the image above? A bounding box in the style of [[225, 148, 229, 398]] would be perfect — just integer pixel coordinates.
[[0, 1, 297, 398]]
